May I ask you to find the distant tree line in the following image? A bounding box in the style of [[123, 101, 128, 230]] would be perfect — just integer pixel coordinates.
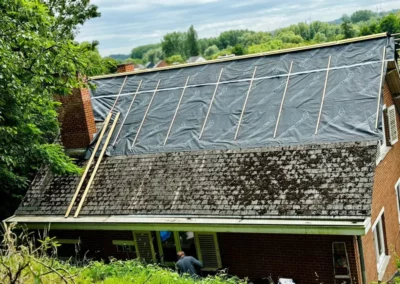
[[100, 9, 400, 72]]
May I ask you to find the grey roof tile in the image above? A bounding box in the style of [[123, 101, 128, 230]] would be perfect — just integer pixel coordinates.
[[16, 141, 377, 218]]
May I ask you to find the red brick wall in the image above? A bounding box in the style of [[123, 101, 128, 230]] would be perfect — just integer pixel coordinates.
[[58, 88, 96, 149], [117, 63, 134, 73], [218, 233, 359, 284], [362, 82, 400, 283]]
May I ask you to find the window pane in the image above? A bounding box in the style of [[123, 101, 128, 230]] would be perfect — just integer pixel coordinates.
[[397, 186, 400, 211], [376, 221, 383, 255], [159, 231, 177, 262], [179, 232, 197, 259]]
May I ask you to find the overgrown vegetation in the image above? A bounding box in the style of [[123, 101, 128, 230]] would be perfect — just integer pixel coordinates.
[[120, 9, 400, 65], [0, 223, 247, 284], [0, 0, 102, 219]]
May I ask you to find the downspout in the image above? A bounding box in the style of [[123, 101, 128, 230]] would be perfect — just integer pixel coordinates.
[[357, 235, 367, 284]]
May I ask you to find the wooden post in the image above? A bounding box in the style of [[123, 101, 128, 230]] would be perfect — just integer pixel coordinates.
[[273, 61, 293, 138], [315, 55, 332, 135], [199, 68, 224, 139], [234, 66, 257, 140], [64, 112, 112, 218], [73, 112, 121, 218], [164, 76, 190, 145], [133, 80, 161, 146]]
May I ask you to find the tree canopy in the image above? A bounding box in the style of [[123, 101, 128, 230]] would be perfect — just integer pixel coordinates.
[[122, 10, 400, 63], [0, 0, 100, 218]]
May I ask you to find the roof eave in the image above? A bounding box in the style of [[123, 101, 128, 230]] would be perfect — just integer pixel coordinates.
[[5, 215, 371, 236]]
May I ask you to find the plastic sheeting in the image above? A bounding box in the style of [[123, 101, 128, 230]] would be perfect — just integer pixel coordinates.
[[89, 37, 395, 156]]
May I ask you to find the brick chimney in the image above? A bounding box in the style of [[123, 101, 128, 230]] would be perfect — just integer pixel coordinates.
[[58, 87, 96, 149], [117, 63, 134, 73]]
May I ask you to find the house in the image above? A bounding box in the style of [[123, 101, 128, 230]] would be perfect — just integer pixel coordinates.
[[154, 60, 169, 68], [6, 33, 400, 284], [186, 56, 206, 63], [145, 62, 155, 69]]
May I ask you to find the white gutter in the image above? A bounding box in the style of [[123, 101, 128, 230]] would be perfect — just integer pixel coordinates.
[[5, 215, 371, 236]]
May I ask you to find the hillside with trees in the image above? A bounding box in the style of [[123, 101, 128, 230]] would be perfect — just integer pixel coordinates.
[[110, 9, 400, 66]]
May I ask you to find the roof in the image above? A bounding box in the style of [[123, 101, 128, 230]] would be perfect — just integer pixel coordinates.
[[16, 141, 377, 219], [89, 35, 394, 157], [186, 56, 206, 63], [12, 34, 395, 225]]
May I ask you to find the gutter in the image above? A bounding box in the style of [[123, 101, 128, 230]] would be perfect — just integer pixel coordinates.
[[5, 215, 371, 236], [90, 33, 389, 80]]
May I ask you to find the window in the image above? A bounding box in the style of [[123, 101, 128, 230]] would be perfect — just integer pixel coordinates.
[[157, 231, 178, 264], [377, 105, 398, 164], [195, 232, 222, 270], [133, 231, 156, 263], [156, 231, 221, 270], [56, 239, 80, 261], [178, 232, 197, 259], [112, 240, 137, 257], [332, 242, 352, 283], [395, 179, 400, 223], [372, 209, 390, 280], [385, 105, 398, 145]]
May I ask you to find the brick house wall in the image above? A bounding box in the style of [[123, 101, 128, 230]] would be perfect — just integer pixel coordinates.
[[47, 229, 359, 283], [218, 233, 359, 284], [117, 63, 134, 73], [362, 82, 400, 283], [58, 88, 96, 149]]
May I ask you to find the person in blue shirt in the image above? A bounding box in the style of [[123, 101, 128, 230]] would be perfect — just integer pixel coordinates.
[[176, 251, 203, 276]]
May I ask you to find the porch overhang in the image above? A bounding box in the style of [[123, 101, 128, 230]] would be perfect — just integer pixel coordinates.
[[5, 215, 371, 236]]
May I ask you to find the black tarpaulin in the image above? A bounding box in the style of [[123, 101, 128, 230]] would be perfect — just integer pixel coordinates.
[[88, 36, 394, 156]]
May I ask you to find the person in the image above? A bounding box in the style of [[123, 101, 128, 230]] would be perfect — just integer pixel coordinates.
[[176, 251, 203, 276]]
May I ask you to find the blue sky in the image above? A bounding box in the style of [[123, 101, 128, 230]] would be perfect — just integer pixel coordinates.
[[76, 0, 400, 56]]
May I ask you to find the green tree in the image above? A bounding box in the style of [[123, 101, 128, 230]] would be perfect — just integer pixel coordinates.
[[217, 30, 249, 49], [313, 32, 327, 43], [42, 0, 100, 40], [379, 13, 400, 34], [341, 15, 356, 38], [162, 32, 186, 58], [143, 48, 163, 63], [0, 0, 99, 218], [204, 45, 220, 58], [350, 10, 375, 23], [165, 55, 185, 64], [186, 25, 199, 57], [130, 43, 161, 60], [231, 44, 246, 56]]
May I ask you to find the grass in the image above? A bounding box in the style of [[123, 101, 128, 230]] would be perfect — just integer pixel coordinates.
[[0, 223, 248, 284]]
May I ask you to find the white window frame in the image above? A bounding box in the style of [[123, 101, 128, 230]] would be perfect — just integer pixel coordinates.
[[112, 240, 136, 253], [395, 179, 400, 223], [372, 208, 390, 280], [377, 105, 391, 165]]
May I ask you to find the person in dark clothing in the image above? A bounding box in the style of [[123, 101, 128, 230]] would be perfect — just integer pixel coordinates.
[[176, 251, 203, 276]]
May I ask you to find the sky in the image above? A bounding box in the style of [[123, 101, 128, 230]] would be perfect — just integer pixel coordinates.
[[76, 0, 400, 56]]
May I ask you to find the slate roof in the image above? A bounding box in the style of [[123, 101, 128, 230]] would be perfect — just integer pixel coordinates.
[[16, 141, 377, 219]]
